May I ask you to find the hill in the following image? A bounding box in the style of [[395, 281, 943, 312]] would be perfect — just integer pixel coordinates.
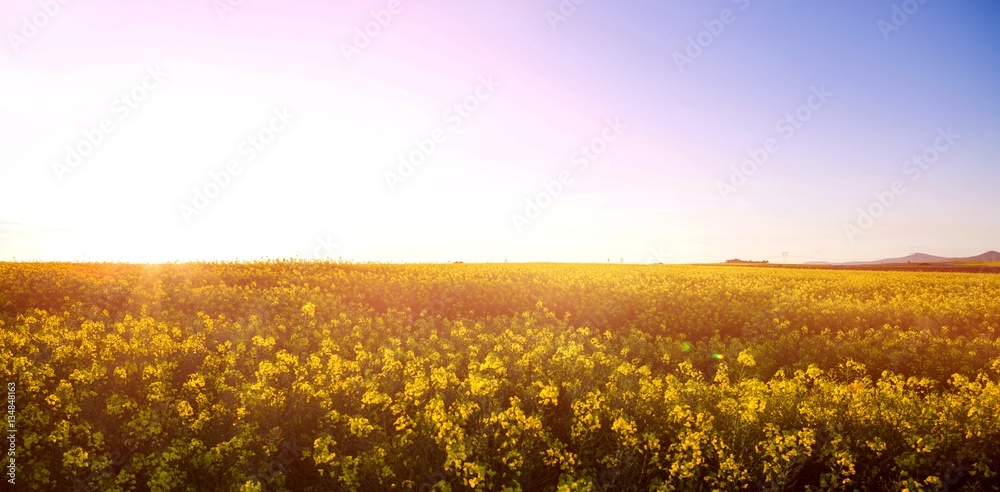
[[810, 250, 1000, 266]]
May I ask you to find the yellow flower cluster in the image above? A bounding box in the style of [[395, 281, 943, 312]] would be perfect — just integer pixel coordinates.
[[1, 261, 998, 490]]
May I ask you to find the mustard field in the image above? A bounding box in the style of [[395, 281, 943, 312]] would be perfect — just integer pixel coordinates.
[[2, 262, 999, 491]]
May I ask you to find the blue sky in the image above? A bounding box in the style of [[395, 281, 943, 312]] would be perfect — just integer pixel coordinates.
[[1, 0, 998, 262]]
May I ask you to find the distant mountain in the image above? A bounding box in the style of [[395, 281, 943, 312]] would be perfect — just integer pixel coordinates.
[[974, 250, 1000, 262], [814, 251, 1000, 266]]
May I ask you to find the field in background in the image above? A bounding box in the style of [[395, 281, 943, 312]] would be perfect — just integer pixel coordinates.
[[2, 262, 999, 491], [716, 261, 1000, 274]]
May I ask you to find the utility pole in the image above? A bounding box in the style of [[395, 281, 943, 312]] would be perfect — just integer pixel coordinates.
[[782, 252, 789, 263]]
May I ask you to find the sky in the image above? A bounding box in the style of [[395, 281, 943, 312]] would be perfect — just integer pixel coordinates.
[[1, 0, 998, 264]]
